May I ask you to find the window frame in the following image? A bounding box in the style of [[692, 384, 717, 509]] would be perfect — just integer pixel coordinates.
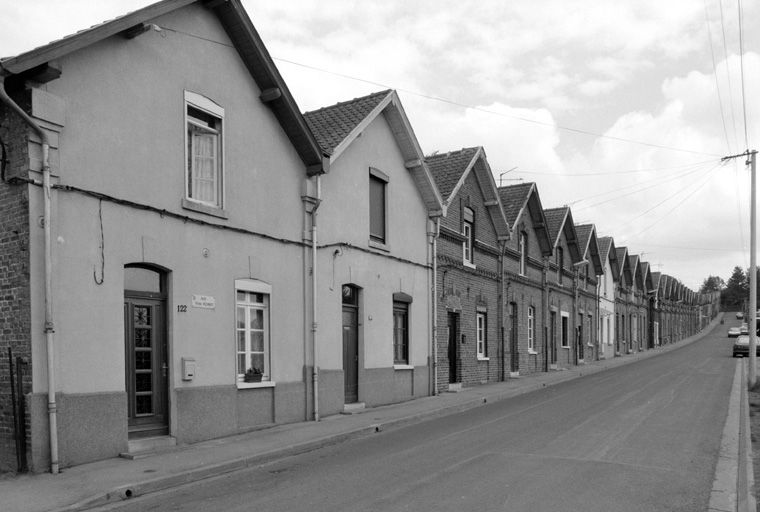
[[463, 207, 475, 267], [556, 247, 564, 284], [369, 168, 389, 247], [560, 312, 570, 348], [235, 279, 274, 388], [527, 306, 535, 352], [477, 312, 488, 359], [183, 91, 226, 217], [519, 231, 528, 276], [392, 292, 413, 366]]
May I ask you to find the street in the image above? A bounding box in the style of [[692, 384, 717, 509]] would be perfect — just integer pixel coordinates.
[[105, 327, 734, 512]]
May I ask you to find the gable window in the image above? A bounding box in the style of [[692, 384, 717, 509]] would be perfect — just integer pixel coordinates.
[[369, 168, 388, 245], [463, 207, 475, 266], [527, 306, 535, 351], [561, 312, 569, 348], [477, 312, 487, 358], [556, 247, 564, 284], [393, 293, 412, 365], [185, 91, 224, 213], [235, 280, 271, 385], [519, 231, 528, 276]]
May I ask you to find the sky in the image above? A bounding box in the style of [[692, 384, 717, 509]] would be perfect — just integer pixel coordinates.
[[1, 0, 759, 291]]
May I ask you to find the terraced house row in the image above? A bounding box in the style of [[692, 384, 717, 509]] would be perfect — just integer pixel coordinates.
[[0, 0, 720, 473]]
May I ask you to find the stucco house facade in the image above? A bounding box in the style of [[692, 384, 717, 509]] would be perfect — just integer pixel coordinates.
[[574, 224, 603, 362], [596, 236, 619, 359], [303, 90, 442, 413]]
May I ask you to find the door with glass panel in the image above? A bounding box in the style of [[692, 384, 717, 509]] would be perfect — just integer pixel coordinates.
[[124, 266, 168, 438]]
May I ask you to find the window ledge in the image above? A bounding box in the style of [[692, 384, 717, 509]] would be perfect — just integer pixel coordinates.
[[477, 356, 490, 361], [368, 239, 390, 252], [393, 364, 414, 371], [463, 261, 477, 269], [182, 198, 229, 219], [236, 381, 275, 390], [528, 349, 538, 355], [561, 346, 570, 350]]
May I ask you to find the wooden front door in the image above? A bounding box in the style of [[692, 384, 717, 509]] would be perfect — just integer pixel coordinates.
[[448, 312, 459, 383], [342, 306, 359, 403], [124, 296, 168, 437]]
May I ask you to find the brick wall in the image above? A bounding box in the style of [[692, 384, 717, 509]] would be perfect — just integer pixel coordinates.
[[0, 92, 33, 472]]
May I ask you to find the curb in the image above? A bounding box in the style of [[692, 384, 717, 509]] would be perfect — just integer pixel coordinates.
[[55, 315, 724, 511]]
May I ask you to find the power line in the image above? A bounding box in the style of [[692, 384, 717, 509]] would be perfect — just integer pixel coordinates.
[[273, 56, 723, 158], [718, 0, 741, 149], [737, 0, 750, 149], [704, 0, 732, 152], [518, 159, 717, 177]]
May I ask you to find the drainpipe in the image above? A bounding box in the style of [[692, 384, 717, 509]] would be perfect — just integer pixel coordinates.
[[311, 175, 322, 421], [0, 76, 59, 474], [430, 217, 439, 395]]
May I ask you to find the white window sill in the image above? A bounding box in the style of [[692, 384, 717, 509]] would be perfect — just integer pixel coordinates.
[[528, 349, 538, 355], [561, 346, 570, 350], [368, 239, 390, 252], [393, 364, 414, 371], [464, 261, 476, 269], [587, 343, 594, 348], [236, 381, 276, 390], [182, 198, 229, 219], [477, 356, 489, 361]]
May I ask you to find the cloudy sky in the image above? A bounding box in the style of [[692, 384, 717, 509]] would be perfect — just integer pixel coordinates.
[[1, 0, 759, 291]]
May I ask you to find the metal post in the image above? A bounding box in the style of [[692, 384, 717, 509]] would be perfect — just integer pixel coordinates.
[[749, 151, 757, 387]]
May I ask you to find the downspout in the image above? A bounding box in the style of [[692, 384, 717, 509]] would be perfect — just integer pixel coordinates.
[[430, 217, 439, 395], [0, 76, 59, 474], [312, 175, 322, 421], [497, 241, 505, 382]]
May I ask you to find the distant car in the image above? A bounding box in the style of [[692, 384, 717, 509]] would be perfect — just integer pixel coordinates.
[[737, 312, 744, 319], [728, 327, 741, 337], [733, 335, 760, 357]]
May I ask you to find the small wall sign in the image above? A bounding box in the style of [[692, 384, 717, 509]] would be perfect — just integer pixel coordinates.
[[192, 295, 216, 309]]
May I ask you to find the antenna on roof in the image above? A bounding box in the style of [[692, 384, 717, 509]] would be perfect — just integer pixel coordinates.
[[498, 167, 519, 187]]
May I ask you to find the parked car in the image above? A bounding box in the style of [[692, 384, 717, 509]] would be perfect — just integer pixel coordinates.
[[728, 326, 742, 337], [737, 312, 744, 319], [733, 335, 760, 357], [741, 323, 749, 335]]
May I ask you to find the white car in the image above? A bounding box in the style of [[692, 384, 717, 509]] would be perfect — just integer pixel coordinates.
[[728, 327, 741, 337]]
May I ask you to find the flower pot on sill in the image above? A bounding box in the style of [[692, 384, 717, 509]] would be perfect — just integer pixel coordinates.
[[244, 373, 263, 383]]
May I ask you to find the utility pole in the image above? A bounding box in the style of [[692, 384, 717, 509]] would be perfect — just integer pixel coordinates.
[[723, 150, 757, 386]]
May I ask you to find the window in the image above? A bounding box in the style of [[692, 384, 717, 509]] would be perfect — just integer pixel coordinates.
[[556, 247, 564, 284], [185, 91, 224, 210], [561, 312, 569, 348], [527, 306, 535, 351], [519, 231, 528, 275], [463, 207, 474, 265], [477, 312, 487, 358], [393, 295, 411, 365], [369, 169, 388, 244], [235, 280, 271, 383]]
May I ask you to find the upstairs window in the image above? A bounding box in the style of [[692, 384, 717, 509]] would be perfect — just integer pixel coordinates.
[[185, 91, 224, 210], [369, 168, 388, 245], [519, 231, 528, 275], [463, 207, 474, 265], [556, 247, 564, 284]]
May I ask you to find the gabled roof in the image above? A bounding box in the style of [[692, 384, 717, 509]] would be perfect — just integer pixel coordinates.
[[0, 0, 325, 175], [640, 261, 654, 294], [544, 206, 582, 263], [628, 254, 641, 290], [616, 246, 632, 287], [426, 146, 509, 239], [597, 236, 620, 282], [651, 271, 662, 294], [574, 224, 603, 276], [498, 182, 552, 256], [304, 90, 443, 215]]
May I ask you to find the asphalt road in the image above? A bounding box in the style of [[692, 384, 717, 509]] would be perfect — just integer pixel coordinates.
[[109, 324, 736, 512]]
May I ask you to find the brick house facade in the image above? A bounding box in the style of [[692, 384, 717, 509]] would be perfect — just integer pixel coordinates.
[[428, 147, 509, 392]]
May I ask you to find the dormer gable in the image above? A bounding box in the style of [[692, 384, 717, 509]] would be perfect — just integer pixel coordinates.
[[498, 182, 552, 257]]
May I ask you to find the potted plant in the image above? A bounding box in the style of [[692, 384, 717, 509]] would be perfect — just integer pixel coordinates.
[[244, 367, 263, 383]]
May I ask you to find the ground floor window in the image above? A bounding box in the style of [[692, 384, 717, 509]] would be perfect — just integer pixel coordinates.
[[235, 280, 271, 382], [393, 302, 409, 364], [527, 306, 535, 351], [477, 312, 487, 358]]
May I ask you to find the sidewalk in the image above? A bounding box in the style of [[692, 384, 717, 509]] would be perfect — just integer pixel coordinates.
[[2, 317, 724, 512]]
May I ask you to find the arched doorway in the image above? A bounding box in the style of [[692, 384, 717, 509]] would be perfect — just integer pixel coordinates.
[[124, 265, 168, 438]]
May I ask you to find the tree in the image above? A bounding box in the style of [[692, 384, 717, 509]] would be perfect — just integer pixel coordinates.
[[722, 266, 748, 309], [699, 275, 725, 293]]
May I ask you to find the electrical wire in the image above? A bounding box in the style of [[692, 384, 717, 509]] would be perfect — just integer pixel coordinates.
[[516, 159, 718, 177], [704, 0, 733, 152], [737, 0, 750, 149], [718, 0, 741, 149]]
